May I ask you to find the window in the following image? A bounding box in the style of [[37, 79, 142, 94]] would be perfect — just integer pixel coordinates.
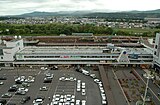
[[1, 57, 3, 59], [155, 45, 158, 49], [154, 51, 156, 55]]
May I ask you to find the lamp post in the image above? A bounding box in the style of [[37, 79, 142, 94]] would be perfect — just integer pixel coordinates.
[[142, 73, 154, 105]]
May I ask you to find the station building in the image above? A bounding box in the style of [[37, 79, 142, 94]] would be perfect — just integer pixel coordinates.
[[0, 34, 158, 70]]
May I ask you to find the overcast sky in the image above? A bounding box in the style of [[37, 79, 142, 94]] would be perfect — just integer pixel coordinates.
[[0, 0, 160, 16]]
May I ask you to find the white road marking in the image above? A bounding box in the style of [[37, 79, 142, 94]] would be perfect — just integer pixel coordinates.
[[38, 71, 41, 75]]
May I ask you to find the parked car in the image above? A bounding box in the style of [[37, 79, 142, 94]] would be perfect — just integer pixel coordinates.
[[82, 89, 86, 95], [8, 85, 18, 92], [0, 77, 7, 80], [18, 88, 29, 92], [43, 78, 52, 83], [50, 65, 58, 70], [0, 82, 4, 85], [33, 96, 44, 105], [15, 90, 26, 95], [21, 82, 30, 87], [7, 103, 16, 105], [1, 93, 12, 98], [81, 100, 86, 105], [76, 100, 80, 105], [20, 96, 31, 104], [90, 74, 96, 78], [0, 99, 7, 105], [40, 86, 48, 91]]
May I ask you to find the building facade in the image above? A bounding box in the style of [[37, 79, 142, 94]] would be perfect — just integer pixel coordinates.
[[0, 39, 23, 66], [154, 33, 160, 73]]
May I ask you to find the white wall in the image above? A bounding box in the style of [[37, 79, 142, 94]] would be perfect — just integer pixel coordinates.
[[0, 39, 24, 61], [154, 33, 160, 64]]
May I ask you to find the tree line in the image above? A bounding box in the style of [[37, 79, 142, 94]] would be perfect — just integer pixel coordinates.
[[0, 23, 159, 37]]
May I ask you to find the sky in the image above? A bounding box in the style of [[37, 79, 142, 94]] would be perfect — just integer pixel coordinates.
[[0, 0, 160, 16]]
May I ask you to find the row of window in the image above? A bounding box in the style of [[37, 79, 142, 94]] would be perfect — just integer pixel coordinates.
[[23, 55, 152, 59], [24, 56, 119, 58]]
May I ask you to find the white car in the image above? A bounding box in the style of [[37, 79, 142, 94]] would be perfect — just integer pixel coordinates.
[[90, 74, 96, 78], [82, 100, 86, 105], [18, 88, 28, 92], [101, 93, 106, 100], [40, 86, 48, 91], [33, 99, 43, 105], [77, 80, 81, 83], [82, 89, 86, 95], [99, 83, 103, 87], [0, 82, 4, 85], [82, 82, 85, 89], [94, 79, 100, 83], [100, 89, 105, 93], [41, 67, 48, 70], [59, 77, 65, 81], [77, 87, 81, 92], [102, 100, 107, 105], [76, 100, 80, 105]]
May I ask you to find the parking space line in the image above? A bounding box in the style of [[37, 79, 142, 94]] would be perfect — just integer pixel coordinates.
[[6, 93, 16, 104], [38, 71, 41, 75], [53, 79, 60, 95]]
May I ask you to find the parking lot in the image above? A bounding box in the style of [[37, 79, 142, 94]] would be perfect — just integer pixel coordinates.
[[0, 65, 102, 105]]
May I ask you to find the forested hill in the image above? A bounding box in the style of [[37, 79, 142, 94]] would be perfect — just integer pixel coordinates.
[[84, 13, 160, 19], [1, 9, 160, 18]]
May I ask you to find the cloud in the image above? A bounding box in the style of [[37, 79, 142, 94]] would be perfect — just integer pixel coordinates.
[[0, 0, 160, 16]]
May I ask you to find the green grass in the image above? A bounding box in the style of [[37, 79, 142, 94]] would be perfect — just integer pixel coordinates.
[[114, 28, 159, 33]]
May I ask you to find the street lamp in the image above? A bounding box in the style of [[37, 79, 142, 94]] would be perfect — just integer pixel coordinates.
[[142, 73, 154, 105]]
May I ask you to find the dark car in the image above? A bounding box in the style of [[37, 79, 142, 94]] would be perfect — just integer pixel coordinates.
[[43, 78, 52, 83], [8, 85, 18, 92], [20, 96, 30, 104], [15, 80, 22, 84], [0, 77, 7, 80], [7, 103, 16, 105], [50, 66, 58, 70], [35, 96, 45, 100], [0, 99, 7, 105]]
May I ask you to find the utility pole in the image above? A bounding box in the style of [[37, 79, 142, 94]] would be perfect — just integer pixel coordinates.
[[142, 73, 154, 105]]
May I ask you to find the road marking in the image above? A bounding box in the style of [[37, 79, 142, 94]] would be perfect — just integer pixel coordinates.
[[38, 71, 41, 75], [53, 79, 60, 96], [6, 93, 16, 104], [112, 69, 131, 105], [133, 68, 160, 102]]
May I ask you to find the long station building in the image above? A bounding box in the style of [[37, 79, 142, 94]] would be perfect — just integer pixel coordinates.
[[0, 34, 160, 73]]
